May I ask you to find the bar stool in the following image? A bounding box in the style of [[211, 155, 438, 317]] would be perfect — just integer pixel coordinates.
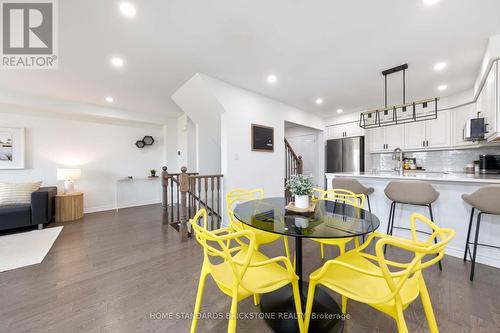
[[331, 178, 375, 212], [384, 180, 442, 270], [462, 185, 500, 281]]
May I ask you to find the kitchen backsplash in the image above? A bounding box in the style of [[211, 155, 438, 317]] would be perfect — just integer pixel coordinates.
[[368, 147, 500, 172]]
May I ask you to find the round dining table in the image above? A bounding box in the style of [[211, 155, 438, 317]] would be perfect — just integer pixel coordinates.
[[233, 197, 380, 333]]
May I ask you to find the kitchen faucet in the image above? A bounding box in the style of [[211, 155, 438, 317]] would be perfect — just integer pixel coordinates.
[[392, 147, 404, 175]]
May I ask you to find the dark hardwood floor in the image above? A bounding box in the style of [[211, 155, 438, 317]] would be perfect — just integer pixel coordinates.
[[1, 204, 499, 333]]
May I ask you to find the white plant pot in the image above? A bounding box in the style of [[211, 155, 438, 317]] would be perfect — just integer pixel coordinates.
[[294, 195, 309, 209]]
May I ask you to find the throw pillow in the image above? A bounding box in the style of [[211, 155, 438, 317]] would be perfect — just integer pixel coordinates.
[[0, 181, 42, 205]]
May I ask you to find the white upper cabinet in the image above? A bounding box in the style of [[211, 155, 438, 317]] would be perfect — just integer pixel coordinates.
[[451, 104, 479, 147], [344, 122, 364, 138], [385, 125, 405, 150], [426, 110, 451, 148], [485, 62, 496, 138], [326, 122, 364, 140], [477, 60, 498, 140], [367, 127, 386, 152], [367, 125, 404, 153], [402, 111, 451, 150], [404, 121, 427, 149], [326, 124, 345, 139]]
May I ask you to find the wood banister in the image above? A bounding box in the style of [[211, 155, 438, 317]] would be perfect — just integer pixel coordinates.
[[162, 165, 223, 240]]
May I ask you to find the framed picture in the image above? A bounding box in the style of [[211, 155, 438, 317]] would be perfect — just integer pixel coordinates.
[[0, 127, 25, 169], [251, 124, 274, 152]]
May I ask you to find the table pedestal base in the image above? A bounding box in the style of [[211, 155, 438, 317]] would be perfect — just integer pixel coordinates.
[[260, 284, 344, 333]]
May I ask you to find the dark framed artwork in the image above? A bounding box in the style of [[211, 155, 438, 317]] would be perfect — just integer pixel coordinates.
[[251, 124, 274, 152]]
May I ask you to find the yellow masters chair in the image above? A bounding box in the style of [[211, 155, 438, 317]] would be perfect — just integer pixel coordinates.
[[226, 188, 292, 305], [189, 209, 304, 333], [312, 188, 366, 259], [303, 213, 455, 333]]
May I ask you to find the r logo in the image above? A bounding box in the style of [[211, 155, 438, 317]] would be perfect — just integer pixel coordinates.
[[1, 0, 57, 68], [2, 2, 53, 54]]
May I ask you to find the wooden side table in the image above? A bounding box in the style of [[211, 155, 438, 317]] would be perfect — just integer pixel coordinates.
[[55, 192, 84, 222]]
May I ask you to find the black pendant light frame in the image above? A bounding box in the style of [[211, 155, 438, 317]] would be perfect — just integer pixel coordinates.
[[359, 64, 439, 129]]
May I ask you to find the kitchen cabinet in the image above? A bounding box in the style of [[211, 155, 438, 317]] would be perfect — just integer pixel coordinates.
[[326, 122, 364, 139], [427, 110, 451, 148], [404, 121, 426, 149], [476, 60, 498, 141], [451, 104, 480, 147], [404, 110, 451, 149], [367, 125, 404, 153]]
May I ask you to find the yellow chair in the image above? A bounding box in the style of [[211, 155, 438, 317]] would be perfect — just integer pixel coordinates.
[[312, 188, 366, 259], [189, 209, 304, 333], [226, 189, 292, 305], [303, 213, 455, 333]]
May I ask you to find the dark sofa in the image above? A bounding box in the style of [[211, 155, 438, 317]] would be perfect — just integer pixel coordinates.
[[0, 186, 57, 231]]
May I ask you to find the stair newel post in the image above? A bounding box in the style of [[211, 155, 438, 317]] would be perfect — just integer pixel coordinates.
[[161, 166, 169, 211], [179, 166, 190, 241], [298, 156, 303, 175]]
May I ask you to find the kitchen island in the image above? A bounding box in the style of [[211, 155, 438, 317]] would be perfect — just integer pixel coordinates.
[[325, 172, 500, 269]]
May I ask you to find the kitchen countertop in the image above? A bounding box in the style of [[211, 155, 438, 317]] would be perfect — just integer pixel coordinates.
[[326, 171, 500, 184]]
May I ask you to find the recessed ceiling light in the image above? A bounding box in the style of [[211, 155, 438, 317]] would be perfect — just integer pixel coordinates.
[[111, 57, 124, 68], [267, 74, 277, 84], [433, 62, 447, 71], [315, 98, 323, 105], [120, 2, 136, 18], [105, 96, 114, 103], [337, 109, 344, 114], [423, 0, 441, 6], [437, 84, 448, 91]]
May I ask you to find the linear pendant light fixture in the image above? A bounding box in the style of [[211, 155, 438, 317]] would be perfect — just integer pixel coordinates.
[[359, 64, 439, 129]]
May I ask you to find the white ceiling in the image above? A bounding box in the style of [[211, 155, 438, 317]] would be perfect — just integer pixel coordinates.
[[1, 0, 500, 118]]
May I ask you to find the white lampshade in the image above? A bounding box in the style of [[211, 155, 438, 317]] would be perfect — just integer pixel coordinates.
[[57, 168, 81, 181]]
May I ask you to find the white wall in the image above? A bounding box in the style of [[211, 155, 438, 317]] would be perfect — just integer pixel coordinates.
[[171, 74, 223, 174], [0, 112, 165, 213]]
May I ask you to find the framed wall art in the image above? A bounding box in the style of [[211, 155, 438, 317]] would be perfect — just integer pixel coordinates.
[[0, 127, 26, 169], [251, 124, 274, 152]]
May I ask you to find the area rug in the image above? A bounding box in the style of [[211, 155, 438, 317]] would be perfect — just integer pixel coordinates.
[[0, 226, 63, 272]]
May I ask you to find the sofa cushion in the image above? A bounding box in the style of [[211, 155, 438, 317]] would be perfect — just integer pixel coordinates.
[[0, 181, 42, 205], [0, 204, 31, 230]]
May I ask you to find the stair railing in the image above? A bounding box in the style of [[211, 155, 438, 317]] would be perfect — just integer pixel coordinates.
[[162, 166, 223, 240]]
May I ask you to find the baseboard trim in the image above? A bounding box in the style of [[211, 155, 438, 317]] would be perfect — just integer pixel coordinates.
[[84, 200, 161, 214], [446, 245, 500, 268]]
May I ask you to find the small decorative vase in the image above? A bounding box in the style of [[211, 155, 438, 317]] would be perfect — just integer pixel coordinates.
[[294, 195, 309, 209]]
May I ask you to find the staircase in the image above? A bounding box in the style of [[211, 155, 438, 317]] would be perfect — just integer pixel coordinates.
[[284, 138, 303, 202]]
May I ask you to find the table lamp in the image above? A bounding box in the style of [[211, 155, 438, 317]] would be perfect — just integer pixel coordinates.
[[57, 168, 81, 194]]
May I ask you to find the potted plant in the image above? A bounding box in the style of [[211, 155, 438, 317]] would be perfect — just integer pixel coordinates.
[[286, 174, 314, 209], [150, 169, 157, 177]]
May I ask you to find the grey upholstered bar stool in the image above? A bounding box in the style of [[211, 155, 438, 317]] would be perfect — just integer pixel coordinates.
[[384, 180, 442, 270], [462, 185, 500, 281], [331, 178, 375, 212]]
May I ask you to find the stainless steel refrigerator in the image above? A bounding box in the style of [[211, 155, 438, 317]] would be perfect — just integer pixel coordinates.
[[326, 136, 365, 173]]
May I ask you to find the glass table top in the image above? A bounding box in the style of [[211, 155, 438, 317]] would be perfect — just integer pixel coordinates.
[[233, 197, 380, 239]]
